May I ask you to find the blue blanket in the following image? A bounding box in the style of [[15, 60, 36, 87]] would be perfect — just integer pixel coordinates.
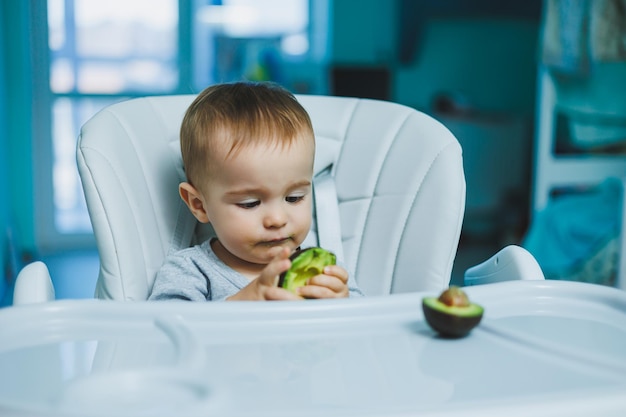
[[523, 178, 622, 274]]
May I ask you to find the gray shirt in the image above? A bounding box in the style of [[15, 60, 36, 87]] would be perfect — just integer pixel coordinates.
[[149, 240, 364, 301]]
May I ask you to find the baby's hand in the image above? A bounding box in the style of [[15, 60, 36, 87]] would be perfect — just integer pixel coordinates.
[[227, 247, 301, 301], [296, 264, 349, 299]]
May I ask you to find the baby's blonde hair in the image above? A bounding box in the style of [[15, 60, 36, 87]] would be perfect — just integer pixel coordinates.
[[180, 82, 314, 188]]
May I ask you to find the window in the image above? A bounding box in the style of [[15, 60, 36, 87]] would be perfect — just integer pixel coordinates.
[[48, 0, 180, 95], [33, 0, 324, 250]]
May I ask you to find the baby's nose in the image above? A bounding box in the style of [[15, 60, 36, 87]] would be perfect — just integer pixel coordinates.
[[263, 207, 288, 228]]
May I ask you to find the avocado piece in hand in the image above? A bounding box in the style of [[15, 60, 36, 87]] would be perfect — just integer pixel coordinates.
[[422, 286, 484, 338], [278, 247, 336, 293]]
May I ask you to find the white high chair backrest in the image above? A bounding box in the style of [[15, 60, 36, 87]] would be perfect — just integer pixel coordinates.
[[77, 94, 465, 300]]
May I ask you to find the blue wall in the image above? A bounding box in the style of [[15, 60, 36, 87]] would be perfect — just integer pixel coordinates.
[[330, 0, 539, 245], [331, 0, 539, 116], [1, 1, 34, 304], [0, 2, 8, 302], [394, 18, 538, 116]]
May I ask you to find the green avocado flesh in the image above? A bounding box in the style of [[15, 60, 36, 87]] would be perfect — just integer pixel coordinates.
[[422, 297, 484, 338], [422, 297, 484, 317], [278, 247, 336, 292]]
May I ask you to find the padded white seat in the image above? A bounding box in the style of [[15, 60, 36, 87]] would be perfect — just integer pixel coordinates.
[[76, 94, 466, 300]]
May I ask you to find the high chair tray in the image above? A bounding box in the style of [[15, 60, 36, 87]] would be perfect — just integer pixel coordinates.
[[1, 280, 625, 417]]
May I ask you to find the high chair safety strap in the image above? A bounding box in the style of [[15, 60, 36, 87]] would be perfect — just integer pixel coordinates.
[[312, 165, 344, 263]]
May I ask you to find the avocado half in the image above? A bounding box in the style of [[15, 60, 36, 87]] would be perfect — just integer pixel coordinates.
[[278, 247, 336, 293], [422, 286, 484, 338]]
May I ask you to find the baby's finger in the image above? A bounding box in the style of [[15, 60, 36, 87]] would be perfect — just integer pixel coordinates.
[[258, 248, 291, 286], [323, 265, 348, 283], [306, 274, 345, 293], [298, 282, 348, 299], [264, 286, 302, 301]]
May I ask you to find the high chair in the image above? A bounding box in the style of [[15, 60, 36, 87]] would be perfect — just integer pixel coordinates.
[[14, 94, 544, 304], [10, 94, 585, 417]]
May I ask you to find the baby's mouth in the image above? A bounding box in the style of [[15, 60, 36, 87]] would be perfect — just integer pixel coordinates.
[[259, 237, 292, 247]]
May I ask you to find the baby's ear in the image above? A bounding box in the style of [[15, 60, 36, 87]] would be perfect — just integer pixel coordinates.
[[179, 182, 209, 223]]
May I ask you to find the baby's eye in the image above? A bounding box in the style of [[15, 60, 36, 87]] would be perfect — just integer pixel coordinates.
[[285, 195, 305, 204], [237, 200, 260, 209]]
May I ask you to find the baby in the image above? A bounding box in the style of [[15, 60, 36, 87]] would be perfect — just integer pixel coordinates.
[[149, 82, 363, 301]]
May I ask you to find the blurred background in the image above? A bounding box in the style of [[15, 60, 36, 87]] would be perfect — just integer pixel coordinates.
[[2, 0, 625, 304]]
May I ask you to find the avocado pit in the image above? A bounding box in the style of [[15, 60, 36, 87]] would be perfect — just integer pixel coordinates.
[[422, 286, 484, 338]]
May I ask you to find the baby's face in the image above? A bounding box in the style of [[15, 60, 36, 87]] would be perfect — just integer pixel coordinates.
[[201, 135, 314, 271]]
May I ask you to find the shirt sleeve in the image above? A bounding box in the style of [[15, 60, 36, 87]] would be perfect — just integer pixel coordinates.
[[347, 275, 365, 297], [341, 259, 364, 297], [148, 251, 210, 301]]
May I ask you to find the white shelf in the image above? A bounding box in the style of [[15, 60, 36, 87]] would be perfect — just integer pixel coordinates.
[[532, 67, 626, 213]]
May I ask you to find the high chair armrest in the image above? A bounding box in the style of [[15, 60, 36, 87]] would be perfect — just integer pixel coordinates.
[[13, 261, 55, 305], [464, 245, 545, 286]]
